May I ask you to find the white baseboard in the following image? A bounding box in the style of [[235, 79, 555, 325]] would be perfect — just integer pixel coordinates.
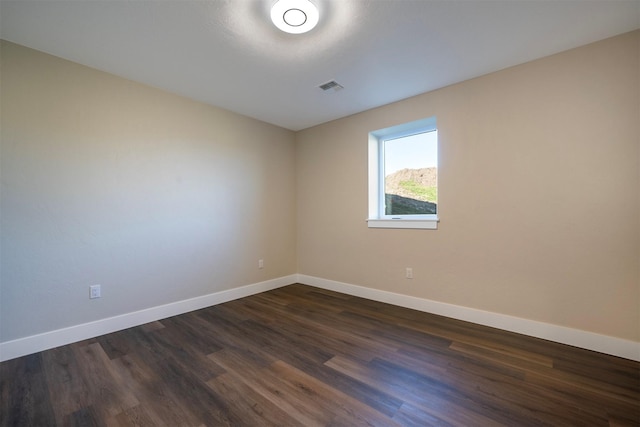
[[297, 274, 640, 362], [3, 274, 638, 362], [0, 275, 296, 362]]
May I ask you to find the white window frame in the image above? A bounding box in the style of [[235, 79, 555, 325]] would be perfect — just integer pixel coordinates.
[[367, 117, 439, 230]]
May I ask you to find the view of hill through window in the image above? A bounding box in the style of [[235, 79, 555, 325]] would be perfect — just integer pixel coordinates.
[[384, 130, 437, 215]]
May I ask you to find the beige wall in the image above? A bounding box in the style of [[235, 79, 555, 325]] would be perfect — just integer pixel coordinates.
[[0, 41, 297, 342], [296, 31, 639, 342]]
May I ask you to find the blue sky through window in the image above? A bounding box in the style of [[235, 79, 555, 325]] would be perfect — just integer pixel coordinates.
[[384, 130, 437, 175]]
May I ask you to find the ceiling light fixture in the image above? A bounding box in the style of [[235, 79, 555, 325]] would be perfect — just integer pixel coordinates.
[[271, 0, 319, 34]]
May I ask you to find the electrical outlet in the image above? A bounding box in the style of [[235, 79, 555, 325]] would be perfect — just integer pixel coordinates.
[[405, 268, 413, 279], [90, 284, 101, 299], [258, 259, 264, 269]]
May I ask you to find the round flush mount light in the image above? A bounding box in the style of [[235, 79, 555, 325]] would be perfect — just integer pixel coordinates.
[[271, 0, 319, 34]]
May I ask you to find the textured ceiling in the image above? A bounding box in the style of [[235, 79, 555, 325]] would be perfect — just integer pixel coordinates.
[[1, 0, 639, 131]]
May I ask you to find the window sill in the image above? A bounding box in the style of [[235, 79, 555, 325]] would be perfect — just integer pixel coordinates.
[[367, 218, 439, 230]]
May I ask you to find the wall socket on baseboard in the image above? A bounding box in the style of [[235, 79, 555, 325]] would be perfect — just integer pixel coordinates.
[[258, 259, 264, 269], [405, 268, 413, 279]]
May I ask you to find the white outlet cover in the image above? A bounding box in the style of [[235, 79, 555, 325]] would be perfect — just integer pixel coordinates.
[[90, 285, 101, 299]]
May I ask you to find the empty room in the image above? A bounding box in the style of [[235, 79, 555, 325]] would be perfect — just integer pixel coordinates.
[[1, 0, 639, 425]]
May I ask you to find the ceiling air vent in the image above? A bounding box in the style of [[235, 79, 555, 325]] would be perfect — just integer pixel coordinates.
[[319, 80, 344, 92]]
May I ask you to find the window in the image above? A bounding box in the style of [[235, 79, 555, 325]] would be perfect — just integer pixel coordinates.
[[368, 117, 439, 229]]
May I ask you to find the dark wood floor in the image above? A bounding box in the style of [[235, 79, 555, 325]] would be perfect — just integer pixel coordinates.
[[1, 284, 639, 426]]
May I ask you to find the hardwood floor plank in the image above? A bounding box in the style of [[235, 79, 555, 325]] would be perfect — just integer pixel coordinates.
[[206, 372, 305, 426], [0, 353, 57, 427], [145, 322, 225, 381], [392, 402, 454, 427], [336, 310, 452, 353], [364, 301, 564, 366], [208, 348, 332, 426], [552, 352, 640, 392], [145, 355, 239, 426], [269, 359, 403, 427], [139, 321, 165, 334], [41, 345, 92, 425], [241, 318, 335, 366], [607, 413, 640, 427], [524, 369, 640, 420], [324, 355, 505, 426], [279, 350, 405, 418], [448, 341, 554, 371], [162, 313, 223, 354], [95, 330, 132, 360], [195, 307, 289, 355], [395, 345, 617, 425], [110, 354, 203, 427], [114, 405, 160, 427], [233, 296, 402, 362], [71, 343, 139, 419], [239, 310, 405, 417], [66, 406, 102, 427]]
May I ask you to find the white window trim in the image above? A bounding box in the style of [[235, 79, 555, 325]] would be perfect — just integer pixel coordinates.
[[367, 117, 439, 230], [366, 218, 438, 229]]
